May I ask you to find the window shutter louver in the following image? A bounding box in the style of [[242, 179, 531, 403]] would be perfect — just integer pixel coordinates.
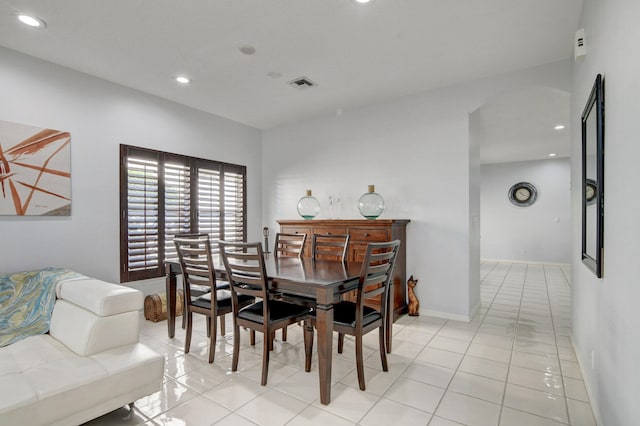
[[125, 156, 160, 276], [197, 166, 221, 252], [164, 161, 191, 261], [223, 168, 246, 243]]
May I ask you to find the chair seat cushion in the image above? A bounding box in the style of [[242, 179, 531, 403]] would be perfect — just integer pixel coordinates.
[[192, 292, 253, 310], [318, 302, 381, 328], [238, 300, 310, 324]]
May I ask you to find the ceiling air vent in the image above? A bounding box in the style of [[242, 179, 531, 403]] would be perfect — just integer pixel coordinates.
[[287, 76, 317, 90]]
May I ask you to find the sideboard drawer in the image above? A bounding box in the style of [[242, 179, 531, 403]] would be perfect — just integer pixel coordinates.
[[280, 226, 312, 236], [349, 227, 390, 242], [312, 226, 348, 236]]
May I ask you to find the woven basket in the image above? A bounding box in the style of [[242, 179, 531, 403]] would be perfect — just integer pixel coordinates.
[[144, 290, 183, 322]]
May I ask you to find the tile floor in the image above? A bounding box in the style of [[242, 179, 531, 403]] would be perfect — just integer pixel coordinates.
[[84, 261, 597, 426]]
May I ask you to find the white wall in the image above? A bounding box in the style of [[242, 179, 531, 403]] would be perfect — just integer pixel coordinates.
[[481, 158, 571, 263], [571, 0, 640, 424], [0, 47, 262, 287], [262, 60, 571, 320]]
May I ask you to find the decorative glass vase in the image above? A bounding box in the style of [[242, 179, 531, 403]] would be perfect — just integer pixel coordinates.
[[358, 185, 384, 219], [297, 189, 320, 220]]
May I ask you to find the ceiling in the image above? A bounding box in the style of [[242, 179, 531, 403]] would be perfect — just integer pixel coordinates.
[[0, 0, 582, 162]]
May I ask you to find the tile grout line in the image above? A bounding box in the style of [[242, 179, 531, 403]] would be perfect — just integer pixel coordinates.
[[544, 264, 572, 426], [495, 262, 528, 426], [426, 260, 512, 426]]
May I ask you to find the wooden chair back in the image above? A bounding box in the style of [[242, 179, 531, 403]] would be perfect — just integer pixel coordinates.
[[356, 240, 401, 325], [274, 233, 306, 258], [218, 241, 270, 305], [173, 233, 216, 304], [312, 233, 350, 262]]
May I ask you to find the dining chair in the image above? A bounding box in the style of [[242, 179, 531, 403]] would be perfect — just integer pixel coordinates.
[[174, 234, 254, 363], [312, 233, 350, 262], [219, 241, 312, 386], [303, 240, 401, 390], [274, 232, 307, 258]]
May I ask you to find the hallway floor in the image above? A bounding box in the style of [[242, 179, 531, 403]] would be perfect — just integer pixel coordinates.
[[85, 261, 596, 425]]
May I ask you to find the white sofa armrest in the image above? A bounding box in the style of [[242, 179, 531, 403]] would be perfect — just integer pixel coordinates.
[[56, 278, 143, 316], [49, 279, 143, 356]]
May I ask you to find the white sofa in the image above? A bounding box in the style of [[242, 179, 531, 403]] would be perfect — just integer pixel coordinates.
[[0, 276, 164, 426]]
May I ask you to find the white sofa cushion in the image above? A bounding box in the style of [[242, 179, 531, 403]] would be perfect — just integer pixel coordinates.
[[0, 335, 163, 426], [56, 278, 143, 316], [49, 300, 140, 356]]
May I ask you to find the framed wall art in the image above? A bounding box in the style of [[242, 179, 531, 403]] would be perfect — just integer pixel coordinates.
[[0, 120, 71, 216]]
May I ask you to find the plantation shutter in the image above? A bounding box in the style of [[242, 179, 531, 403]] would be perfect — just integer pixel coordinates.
[[223, 166, 246, 243], [164, 158, 192, 262], [122, 149, 161, 281], [197, 164, 222, 253], [120, 145, 247, 282]]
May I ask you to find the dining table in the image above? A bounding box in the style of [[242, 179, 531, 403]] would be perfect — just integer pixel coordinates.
[[164, 253, 366, 405]]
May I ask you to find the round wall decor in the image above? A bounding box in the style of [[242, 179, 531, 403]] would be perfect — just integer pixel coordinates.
[[585, 178, 597, 205], [508, 182, 538, 207]]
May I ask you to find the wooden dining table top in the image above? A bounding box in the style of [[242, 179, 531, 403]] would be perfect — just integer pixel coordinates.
[[165, 253, 363, 289]]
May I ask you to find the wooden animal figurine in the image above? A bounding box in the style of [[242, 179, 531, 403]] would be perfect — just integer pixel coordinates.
[[407, 275, 420, 316]]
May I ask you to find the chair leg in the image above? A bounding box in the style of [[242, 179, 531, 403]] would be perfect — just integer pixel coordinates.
[[355, 333, 366, 390], [206, 317, 211, 338], [250, 330, 256, 346], [379, 325, 388, 371], [184, 312, 192, 354], [282, 326, 287, 341], [232, 321, 240, 372], [261, 329, 270, 386], [304, 322, 314, 372], [220, 314, 226, 336], [208, 315, 217, 363], [269, 331, 275, 351], [338, 333, 345, 354]]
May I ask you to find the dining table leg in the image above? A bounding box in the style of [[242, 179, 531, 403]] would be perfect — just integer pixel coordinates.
[[165, 263, 177, 338], [315, 288, 334, 405]]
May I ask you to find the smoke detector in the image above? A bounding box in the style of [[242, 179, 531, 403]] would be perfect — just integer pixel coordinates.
[[287, 76, 317, 90]]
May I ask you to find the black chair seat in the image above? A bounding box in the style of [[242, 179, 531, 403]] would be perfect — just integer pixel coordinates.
[[193, 292, 253, 310], [308, 301, 380, 328], [239, 300, 311, 324]]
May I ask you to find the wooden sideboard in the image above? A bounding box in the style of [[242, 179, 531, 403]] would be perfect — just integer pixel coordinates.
[[277, 219, 410, 322]]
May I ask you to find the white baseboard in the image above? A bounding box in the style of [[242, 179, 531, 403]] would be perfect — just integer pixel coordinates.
[[420, 309, 470, 322], [570, 334, 602, 426], [481, 258, 570, 267]]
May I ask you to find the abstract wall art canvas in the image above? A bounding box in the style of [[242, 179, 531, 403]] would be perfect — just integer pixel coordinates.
[[0, 120, 71, 216]]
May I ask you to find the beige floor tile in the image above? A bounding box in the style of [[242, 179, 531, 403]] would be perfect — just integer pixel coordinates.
[[415, 347, 464, 369], [150, 394, 231, 426], [508, 365, 564, 396], [566, 398, 596, 426], [503, 383, 568, 423], [435, 391, 501, 426], [360, 397, 431, 426], [235, 388, 308, 426], [384, 376, 445, 413], [448, 371, 505, 404], [402, 360, 456, 388], [499, 407, 566, 426], [458, 355, 509, 381], [287, 405, 356, 426], [311, 383, 379, 423]]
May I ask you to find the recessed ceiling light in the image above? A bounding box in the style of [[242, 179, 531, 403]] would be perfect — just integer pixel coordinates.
[[175, 76, 190, 84], [554, 124, 566, 130], [352, 0, 374, 4], [549, 153, 557, 157], [17, 13, 46, 28]]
